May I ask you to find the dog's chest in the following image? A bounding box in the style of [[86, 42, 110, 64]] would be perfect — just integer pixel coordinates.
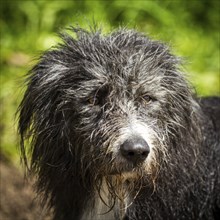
[[81, 188, 127, 220]]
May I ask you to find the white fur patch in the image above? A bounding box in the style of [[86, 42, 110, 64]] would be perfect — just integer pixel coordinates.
[[81, 181, 127, 220], [43, 64, 68, 84], [113, 117, 156, 160]]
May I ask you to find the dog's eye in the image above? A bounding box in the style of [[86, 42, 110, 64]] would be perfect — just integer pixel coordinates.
[[141, 95, 153, 104], [87, 87, 108, 106], [88, 96, 100, 105]]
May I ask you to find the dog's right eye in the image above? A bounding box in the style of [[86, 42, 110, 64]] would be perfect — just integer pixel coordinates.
[[87, 87, 109, 106], [88, 96, 100, 106]]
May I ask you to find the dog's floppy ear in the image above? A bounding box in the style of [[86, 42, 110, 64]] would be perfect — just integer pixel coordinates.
[[18, 48, 76, 171], [17, 28, 98, 172], [18, 41, 96, 219]]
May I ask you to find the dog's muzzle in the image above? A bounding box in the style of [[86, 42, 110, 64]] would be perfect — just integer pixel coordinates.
[[120, 136, 150, 165]]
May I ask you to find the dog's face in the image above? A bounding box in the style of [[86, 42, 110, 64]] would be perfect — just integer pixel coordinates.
[[47, 29, 195, 179], [19, 28, 197, 184], [71, 57, 164, 176]]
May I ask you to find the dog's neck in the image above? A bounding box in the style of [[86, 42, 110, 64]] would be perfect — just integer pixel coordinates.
[[81, 176, 131, 220]]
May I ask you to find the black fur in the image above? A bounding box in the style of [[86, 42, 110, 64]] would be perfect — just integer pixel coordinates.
[[18, 27, 220, 220]]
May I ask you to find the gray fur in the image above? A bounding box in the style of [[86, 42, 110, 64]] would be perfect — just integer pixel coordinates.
[[18, 27, 220, 220]]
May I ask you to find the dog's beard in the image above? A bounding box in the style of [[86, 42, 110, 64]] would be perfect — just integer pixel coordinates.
[[93, 171, 145, 213], [84, 151, 161, 210], [78, 125, 168, 213]]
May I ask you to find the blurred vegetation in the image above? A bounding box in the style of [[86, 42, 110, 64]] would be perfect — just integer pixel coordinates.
[[0, 0, 219, 162]]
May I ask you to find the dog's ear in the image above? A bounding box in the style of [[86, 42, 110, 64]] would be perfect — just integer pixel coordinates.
[[17, 49, 77, 172], [17, 28, 95, 172], [17, 43, 92, 216]]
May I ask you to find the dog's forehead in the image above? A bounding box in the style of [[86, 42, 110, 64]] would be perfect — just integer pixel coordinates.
[[68, 31, 178, 96], [78, 62, 164, 101], [82, 52, 164, 88], [81, 45, 169, 83]]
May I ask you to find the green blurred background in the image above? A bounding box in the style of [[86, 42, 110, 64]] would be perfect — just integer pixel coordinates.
[[0, 0, 219, 163]]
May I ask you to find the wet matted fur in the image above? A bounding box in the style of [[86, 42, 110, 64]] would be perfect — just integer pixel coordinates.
[[18, 27, 220, 220]]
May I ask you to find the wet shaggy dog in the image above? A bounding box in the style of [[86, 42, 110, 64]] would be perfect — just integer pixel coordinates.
[[18, 27, 220, 220]]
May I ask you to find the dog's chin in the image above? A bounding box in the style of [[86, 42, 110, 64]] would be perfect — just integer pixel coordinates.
[[107, 162, 144, 177]]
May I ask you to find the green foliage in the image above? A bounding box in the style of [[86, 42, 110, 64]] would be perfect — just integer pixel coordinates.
[[0, 0, 219, 159]]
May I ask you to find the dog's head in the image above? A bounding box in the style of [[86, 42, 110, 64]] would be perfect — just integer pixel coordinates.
[[18, 27, 201, 199]]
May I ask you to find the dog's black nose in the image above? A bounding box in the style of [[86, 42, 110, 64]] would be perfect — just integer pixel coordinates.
[[120, 136, 150, 164]]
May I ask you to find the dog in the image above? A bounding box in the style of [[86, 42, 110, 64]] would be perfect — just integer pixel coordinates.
[[18, 27, 220, 220]]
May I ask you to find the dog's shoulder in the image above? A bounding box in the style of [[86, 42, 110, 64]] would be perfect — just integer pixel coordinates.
[[199, 96, 220, 133]]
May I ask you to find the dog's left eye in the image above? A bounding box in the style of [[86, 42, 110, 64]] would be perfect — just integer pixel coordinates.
[[141, 95, 153, 104]]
